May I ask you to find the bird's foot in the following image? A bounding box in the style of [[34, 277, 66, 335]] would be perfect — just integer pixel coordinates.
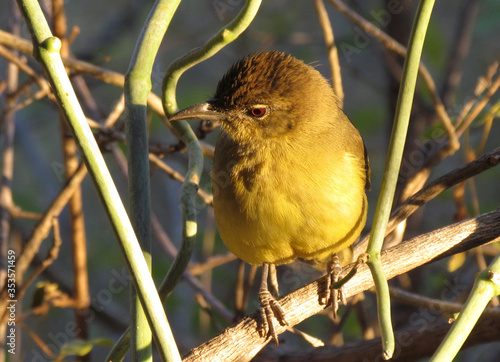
[[258, 289, 288, 345], [319, 253, 369, 318], [319, 254, 346, 318]]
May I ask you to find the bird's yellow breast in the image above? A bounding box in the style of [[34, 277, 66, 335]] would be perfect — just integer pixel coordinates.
[[212, 133, 367, 266]]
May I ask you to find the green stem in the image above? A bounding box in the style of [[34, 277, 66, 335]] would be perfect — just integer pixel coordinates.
[[431, 255, 500, 361], [15, 1, 180, 361], [365, 0, 436, 359], [124, 0, 182, 360], [160, 0, 262, 301], [367, 257, 393, 359], [106, 1, 262, 360], [162, 0, 262, 114]]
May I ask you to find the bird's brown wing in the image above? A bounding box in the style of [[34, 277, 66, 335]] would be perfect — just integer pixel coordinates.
[[363, 141, 371, 191]]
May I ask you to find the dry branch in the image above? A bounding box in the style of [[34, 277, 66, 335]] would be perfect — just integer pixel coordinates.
[[253, 318, 500, 362], [183, 208, 500, 361]]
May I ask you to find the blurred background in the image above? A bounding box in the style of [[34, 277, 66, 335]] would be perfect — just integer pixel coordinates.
[[1, 0, 500, 360]]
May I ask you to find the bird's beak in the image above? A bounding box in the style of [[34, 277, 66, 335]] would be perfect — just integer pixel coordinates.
[[169, 101, 223, 122]]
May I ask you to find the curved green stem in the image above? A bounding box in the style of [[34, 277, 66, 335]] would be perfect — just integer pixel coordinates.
[[123, 0, 182, 360], [365, 0, 436, 359], [162, 0, 262, 114], [367, 256, 393, 359], [14, 1, 181, 361], [159, 0, 262, 300], [431, 255, 500, 361], [106, 1, 262, 360]]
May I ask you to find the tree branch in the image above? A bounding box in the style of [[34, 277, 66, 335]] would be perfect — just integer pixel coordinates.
[[253, 318, 500, 362], [183, 208, 500, 361]]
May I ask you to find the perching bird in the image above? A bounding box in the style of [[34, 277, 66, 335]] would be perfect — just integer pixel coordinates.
[[170, 51, 370, 344]]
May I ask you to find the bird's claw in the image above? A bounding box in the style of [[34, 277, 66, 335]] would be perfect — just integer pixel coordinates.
[[258, 289, 288, 345]]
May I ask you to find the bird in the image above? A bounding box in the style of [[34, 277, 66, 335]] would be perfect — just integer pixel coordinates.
[[170, 51, 370, 344]]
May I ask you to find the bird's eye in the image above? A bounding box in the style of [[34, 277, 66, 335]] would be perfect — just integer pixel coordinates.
[[249, 107, 267, 118]]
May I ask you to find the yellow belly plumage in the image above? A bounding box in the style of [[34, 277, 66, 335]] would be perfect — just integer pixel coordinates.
[[212, 143, 367, 266]]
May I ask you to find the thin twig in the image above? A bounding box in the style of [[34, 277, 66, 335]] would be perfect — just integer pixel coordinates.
[[0, 29, 178, 134], [8, 207, 42, 220], [3, 87, 52, 115], [390, 62, 500, 232], [73, 75, 102, 121], [313, 0, 344, 104], [456, 72, 500, 137], [103, 93, 125, 128], [0, 41, 18, 295], [0, 45, 51, 96], [151, 212, 233, 322], [188, 252, 237, 276], [477, 102, 499, 156], [16, 217, 62, 301], [354, 147, 500, 259], [0, 30, 220, 157], [286, 327, 325, 347], [328, 0, 459, 152], [235, 260, 246, 319], [17, 319, 56, 359], [52, 0, 91, 348], [14, 162, 87, 282], [149, 153, 213, 205], [389, 287, 500, 319], [455, 61, 499, 130], [440, 0, 480, 107], [242, 265, 258, 316]]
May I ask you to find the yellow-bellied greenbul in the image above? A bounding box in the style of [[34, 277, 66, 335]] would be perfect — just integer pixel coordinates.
[[170, 51, 370, 344]]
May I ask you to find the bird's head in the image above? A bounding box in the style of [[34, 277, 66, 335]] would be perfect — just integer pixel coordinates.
[[169, 51, 338, 143]]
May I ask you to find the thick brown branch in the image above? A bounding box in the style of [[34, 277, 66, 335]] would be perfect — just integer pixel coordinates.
[[254, 318, 500, 362], [183, 208, 500, 361]]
